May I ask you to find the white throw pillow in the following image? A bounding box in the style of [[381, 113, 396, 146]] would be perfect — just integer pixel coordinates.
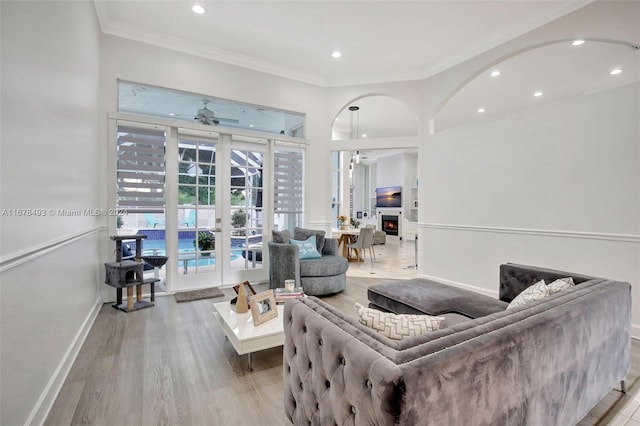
[[507, 279, 549, 310], [547, 277, 575, 294], [355, 303, 445, 340]]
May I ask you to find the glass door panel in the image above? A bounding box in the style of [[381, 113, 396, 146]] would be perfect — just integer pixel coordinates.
[[229, 139, 264, 274], [178, 137, 217, 276]]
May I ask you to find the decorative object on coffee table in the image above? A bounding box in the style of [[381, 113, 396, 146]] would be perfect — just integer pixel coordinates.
[[284, 279, 295, 292], [274, 287, 304, 304], [231, 281, 256, 305], [236, 282, 249, 313], [249, 290, 278, 325]]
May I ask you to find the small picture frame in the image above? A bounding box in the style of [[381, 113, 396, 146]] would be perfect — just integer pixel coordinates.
[[231, 281, 257, 305], [249, 290, 278, 326], [233, 281, 256, 296]]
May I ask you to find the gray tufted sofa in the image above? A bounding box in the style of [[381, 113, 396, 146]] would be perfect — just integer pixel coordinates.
[[269, 227, 348, 296], [283, 263, 631, 425]]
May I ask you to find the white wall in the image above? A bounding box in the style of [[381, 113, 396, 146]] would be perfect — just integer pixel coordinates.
[[100, 35, 331, 227], [376, 153, 405, 188], [421, 83, 640, 335], [0, 2, 103, 425]]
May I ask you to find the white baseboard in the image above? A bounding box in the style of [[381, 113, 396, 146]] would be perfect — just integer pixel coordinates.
[[26, 296, 102, 426], [418, 273, 640, 341]]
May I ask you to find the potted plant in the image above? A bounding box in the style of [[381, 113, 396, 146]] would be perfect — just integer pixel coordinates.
[[194, 231, 215, 255], [231, 209, 247, 236], [337, 215, 349, 230]]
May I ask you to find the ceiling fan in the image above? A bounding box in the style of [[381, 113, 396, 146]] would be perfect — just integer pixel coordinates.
[[176, 100, 240, 126]]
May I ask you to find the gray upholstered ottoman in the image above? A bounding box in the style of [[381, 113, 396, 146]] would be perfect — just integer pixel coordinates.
[[367, 278, 508, 326]]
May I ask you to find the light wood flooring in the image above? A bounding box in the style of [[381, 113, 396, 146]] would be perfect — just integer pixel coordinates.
[[45, 238, 639, 425]]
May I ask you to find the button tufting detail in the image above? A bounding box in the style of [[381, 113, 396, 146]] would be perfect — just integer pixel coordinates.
[[318, 339, 323, 346], [351, 406, 356, 414], [325, 380, 330, 388], [366, 379, 372, 389], [303, 326, 307, 332], [309, 361, 312, 369]]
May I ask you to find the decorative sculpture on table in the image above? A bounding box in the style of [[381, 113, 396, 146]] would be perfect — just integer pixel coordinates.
[[236, 282, 249, 313]]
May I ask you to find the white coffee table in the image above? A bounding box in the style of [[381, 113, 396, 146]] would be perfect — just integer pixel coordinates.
[[212, 300, 285, 371]]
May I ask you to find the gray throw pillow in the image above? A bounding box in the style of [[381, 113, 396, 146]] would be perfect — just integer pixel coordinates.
[[293, 227, 325, 253], [272, 229, 292, 244]]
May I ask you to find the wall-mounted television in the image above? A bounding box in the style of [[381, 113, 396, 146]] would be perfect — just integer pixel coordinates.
[[376, 186, 402, 208]]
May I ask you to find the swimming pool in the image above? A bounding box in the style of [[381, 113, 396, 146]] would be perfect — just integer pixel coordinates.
[[124, 231, 261, 268]]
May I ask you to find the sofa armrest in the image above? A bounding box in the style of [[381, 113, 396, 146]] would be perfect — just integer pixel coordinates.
[[268, 242, 300, 289], [284, 298, 402, 425], [322, 238, 339, 256]]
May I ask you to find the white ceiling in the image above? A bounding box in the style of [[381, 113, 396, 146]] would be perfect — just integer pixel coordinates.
[[94, 0, 591, 87], [436, 40, 640, 131], [102, 1, 640, 157]]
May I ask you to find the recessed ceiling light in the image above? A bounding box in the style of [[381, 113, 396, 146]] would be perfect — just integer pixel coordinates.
[[192, 4, 206, 14], [361, 134, 367, 138], [610, 68, 623, 75], [249, 124, 254, 127], [331, 51, 342, 59], [169, 113, 176, 116], [572, 39, 585, 46], [534, 91, 543, 97], [490, 70, 500, 77], [477, 108, 486, 113], [335, 117, 339, 121]]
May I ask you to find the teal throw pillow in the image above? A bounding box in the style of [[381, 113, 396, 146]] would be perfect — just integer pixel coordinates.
[[290, 235, 322, 260]]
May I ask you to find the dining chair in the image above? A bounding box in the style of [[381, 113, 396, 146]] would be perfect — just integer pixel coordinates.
[[347, 227, 375, 267]]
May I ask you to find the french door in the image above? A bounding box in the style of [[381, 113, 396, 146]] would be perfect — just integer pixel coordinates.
[[112, 118, 303, 294], [175, 131, 266, 290]]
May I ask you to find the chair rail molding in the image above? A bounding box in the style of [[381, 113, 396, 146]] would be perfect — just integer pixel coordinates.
[[0, 226, 108, 272], [419, 223, 640, 244]]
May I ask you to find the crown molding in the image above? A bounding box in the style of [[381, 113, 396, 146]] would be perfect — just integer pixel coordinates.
[[99, 20, 328, 87], [93, 0, 594, 88]]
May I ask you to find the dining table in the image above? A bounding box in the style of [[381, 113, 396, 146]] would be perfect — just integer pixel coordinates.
[[331, 228, 363, 262]]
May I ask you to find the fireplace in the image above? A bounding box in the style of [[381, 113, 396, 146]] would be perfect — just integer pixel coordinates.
[[382, 215, 399, 236]]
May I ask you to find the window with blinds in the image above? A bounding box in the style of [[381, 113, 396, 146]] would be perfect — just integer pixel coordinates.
[[273, 147, 304, 230], [116, 125, 166, 213]]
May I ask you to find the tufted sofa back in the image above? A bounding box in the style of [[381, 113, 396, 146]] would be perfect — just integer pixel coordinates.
[[499, 263, 599, 302], [284, 276, 631, 425]]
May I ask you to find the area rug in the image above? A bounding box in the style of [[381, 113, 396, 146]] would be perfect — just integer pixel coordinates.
[[174, 287, 224, 303]]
